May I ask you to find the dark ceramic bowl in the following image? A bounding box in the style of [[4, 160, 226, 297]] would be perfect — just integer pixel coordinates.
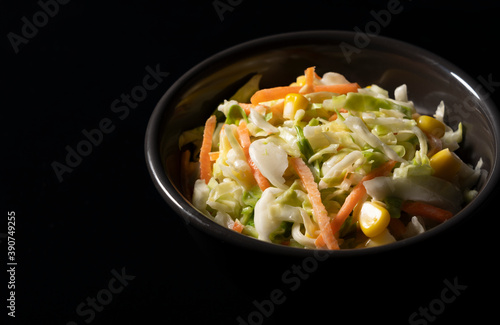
[[145, 31, 500, 257]]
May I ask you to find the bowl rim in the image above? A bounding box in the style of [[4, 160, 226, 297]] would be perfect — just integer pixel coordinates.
[[145, 30, 500, 257]]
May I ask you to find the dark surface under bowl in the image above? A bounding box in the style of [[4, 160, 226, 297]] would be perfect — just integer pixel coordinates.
[[145, 31, 500, 257]]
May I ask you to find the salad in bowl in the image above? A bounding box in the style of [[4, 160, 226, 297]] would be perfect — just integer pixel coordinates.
[[179, 67, 483, 250]]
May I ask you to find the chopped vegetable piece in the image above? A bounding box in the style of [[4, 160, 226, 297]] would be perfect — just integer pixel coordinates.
[[237, 121, 271, 191], [225, 104, 248, 125], [365, 229, 396, 247], [232, 219, 244, 233], [291, 157, 339, 250], [417, 115, 446, 138], [358, 201, 391, 238], [284, 93, 310, 120], [401, 201, 453, 223], [429, 148, 462, 181], [199, 115, 217, 184], [294, 125, 315, 161]]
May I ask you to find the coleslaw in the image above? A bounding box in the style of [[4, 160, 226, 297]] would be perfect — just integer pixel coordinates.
[[179, 67, 483, 249]]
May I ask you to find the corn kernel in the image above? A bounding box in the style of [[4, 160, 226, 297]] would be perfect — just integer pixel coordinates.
[[429, 148, 462, 181], [417, 115, 446, 138], [359, 201, 391, 238], [283, 93, 310, 120], [296, 75, 306, 86]]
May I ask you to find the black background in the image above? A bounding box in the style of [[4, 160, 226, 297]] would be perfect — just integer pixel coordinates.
[[2, 0, 500, 324]]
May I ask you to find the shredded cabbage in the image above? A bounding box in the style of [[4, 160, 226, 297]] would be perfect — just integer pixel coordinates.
[[363, 176, 462, 213], [343, 116, 405, 162], [403, 216, 425, 239], [249, 139, 289, 189], [249, 108, 279, 134]]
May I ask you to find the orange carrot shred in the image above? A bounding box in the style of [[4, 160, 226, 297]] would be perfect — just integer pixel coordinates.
[[209, 152, 220, 161], [401, 201, 453, 223], [305, 66, 315, 86], [250, 83, 359, 105], [237, 121, 271, 191], [291, 157, 339, 250], [251, 86, 301, 105], [300, 66, 316, 94], [199, 115, 217, 184]]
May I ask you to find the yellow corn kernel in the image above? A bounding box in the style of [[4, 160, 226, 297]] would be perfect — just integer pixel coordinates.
[[290, 76, 306, 86], [295, 75, 306, 86], [283, 93, 310, 120], [417, 115, 446, 138], [429, 148, 462, 181], [365, 229, 396, 247], [359, 201, 391, 238]]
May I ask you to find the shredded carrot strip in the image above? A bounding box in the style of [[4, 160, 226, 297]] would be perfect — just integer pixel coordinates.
[[237, 121, 271, 191], [291, 157, 339, 250], [199, 115, 217, 184], [305, 67, 315, 86], [250, 83, 359, 105], [300, 66, 316, 94], [401, 201, 453, 223], [251, 86, 301, 105], [209, 152, 220, 161]]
